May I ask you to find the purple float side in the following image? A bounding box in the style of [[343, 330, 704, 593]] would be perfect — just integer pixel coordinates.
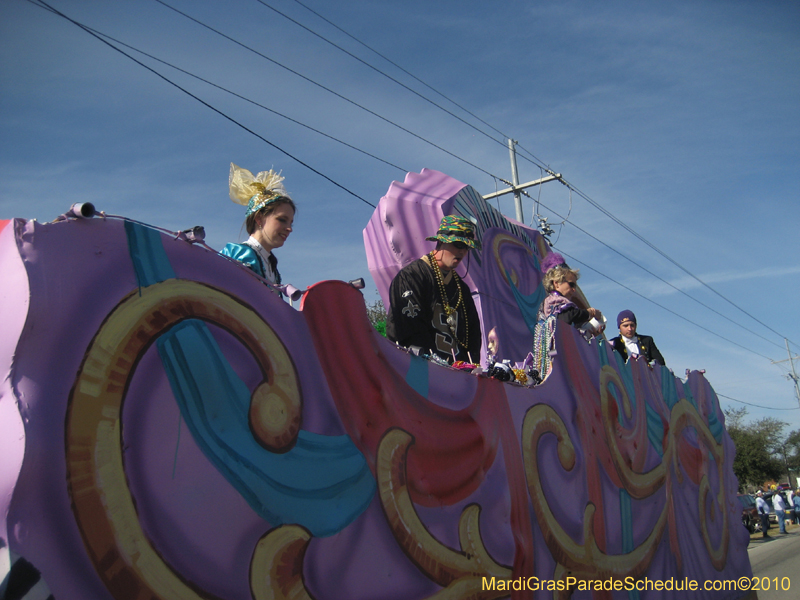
[[364, 168, 467, 306], [1, 170, 754, 600], [0, 220, 29, 590]]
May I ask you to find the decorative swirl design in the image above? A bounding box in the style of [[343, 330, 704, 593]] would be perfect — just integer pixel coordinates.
[[66, 279, 301, 599], [250, 526, 313, 600], [376, 428, 512, 597], [671, 400, 729, 571], [522, 404, 668, 579], [599, 366, 665, 499], [523, 365, 729, 581], [247, 427, 514, 600], [490, 233, 533, 288]]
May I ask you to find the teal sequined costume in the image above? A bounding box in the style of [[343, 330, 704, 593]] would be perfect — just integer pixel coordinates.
[[220, 241, 281, 285]]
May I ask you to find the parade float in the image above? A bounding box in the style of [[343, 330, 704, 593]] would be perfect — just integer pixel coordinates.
[[1, 169, 752, 599]]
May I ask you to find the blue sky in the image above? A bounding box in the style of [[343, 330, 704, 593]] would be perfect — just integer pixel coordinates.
[[2, 0, 799, 428]]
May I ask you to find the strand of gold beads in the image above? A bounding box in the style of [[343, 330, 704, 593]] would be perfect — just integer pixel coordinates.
[[428, 251, 470, 350]]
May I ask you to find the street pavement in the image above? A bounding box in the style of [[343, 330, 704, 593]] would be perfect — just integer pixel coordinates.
[[747, 520, 800, 600]]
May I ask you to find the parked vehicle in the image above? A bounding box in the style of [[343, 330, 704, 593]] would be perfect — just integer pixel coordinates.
[[737, 494, 760, 533]]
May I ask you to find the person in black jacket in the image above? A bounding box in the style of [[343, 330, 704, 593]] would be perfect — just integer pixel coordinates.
[[386, 215, 482, 364], [610, 310, 665, 366]]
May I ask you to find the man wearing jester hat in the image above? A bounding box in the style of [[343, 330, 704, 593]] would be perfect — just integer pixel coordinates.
[[386, 216, 482, 364]]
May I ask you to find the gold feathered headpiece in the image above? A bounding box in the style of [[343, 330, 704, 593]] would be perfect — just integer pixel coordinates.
[[229, 163, 292, 216]]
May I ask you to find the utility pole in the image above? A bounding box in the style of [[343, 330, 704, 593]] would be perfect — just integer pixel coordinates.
[[771, 339, 800, 410], [482, 140, 562, 226], [509, 139, 523, 223], [771, 340, 800, 488], [780, 443, 793, 489]]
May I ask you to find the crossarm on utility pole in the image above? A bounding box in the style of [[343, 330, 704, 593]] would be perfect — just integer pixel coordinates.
[[482, 174, 563, 201]]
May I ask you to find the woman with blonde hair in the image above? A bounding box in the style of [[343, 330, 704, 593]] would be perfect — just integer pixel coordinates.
[[532, 253, 604, 382], [538, 253, 603, 332], [221, 163, 296, 288]]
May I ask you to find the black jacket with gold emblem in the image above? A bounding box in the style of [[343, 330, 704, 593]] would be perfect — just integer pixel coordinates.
[[610, 334, 665, 366], [386, 257, 481, 363]]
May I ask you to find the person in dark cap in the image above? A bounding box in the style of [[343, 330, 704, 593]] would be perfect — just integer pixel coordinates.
[[386, 215, 482, 364], [610, 310, 665, 366]]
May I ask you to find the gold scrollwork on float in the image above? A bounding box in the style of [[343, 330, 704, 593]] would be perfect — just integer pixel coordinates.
[[522, 365, 729, 586], [377, 428, 512, 599], [66, 279, 302, 599], [599, 366, 666, 499], [668, 400, 729, 570], [250, 525, 313, 600], [252, 427, 513, 600], [522, 403, 667, 581]]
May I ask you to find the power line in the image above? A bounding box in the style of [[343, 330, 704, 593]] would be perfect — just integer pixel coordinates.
[[510, 142, 557, 175], [528, 194, 788, 351], [254, 0, 508, 149], [290, 7, 797, 354], [717, 393, 800, 411], [31, 0, 376, 209], [288, 0, 512, 144], [512, 178, 787, 355], [555, 249, 776, 362], [290, 0, 800, 352], [270, 1, 796, 353], [556, 177, 800, 351], [177, 0, 795, 357], [152, 0, 507, 183], [523, 184, 795, 359], [38, 10, 409, 174], [30, 0, 797, 356], [510, 172, 798, 353]]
